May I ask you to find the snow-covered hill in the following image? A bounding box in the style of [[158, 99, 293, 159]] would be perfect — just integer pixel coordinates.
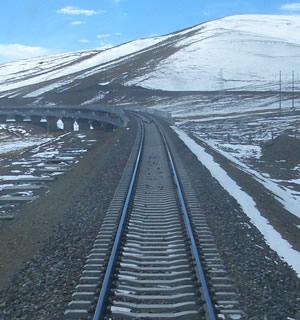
[[0, 15, 299, 106], [128, 15, 300, 91]]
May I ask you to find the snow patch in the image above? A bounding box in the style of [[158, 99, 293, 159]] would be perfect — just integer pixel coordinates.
[[0, 138, 52, 154], [172, 126, 300, 277], [204, 139, 300, 219], [2, 15, 300, 96], [127, 15, 300, 91]]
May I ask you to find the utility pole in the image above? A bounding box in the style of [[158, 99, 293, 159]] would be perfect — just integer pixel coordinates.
[[219, 68, 224, 91], [279, 70, 282, 112], [292, 70, 295, 110]]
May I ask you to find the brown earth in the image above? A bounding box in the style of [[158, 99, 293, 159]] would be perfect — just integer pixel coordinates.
[[0, 121, 136, 290], [191, 135, 300, 251], [262, 134, 300, 166]]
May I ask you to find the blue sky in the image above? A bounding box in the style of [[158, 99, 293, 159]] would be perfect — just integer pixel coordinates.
[[0, 0, 299, 63]]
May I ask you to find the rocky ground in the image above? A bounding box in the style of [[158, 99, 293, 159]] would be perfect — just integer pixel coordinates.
[[0, 119, 136, 320], [177, 109, 300, 194], [0, 114, 299, 320], [162, 120, 300, 319], [259, 134, 300, 185]]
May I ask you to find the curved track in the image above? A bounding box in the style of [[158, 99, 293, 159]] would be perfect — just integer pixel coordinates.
[[94, 118, 214, 319], [65, 115, 243, 320]]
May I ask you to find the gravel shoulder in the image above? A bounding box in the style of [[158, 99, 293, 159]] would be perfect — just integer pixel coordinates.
[[1, 114, 299, 320], [192, 135, 300, 251], [0, 119, 136, 319], [161, 119, 300, 319]]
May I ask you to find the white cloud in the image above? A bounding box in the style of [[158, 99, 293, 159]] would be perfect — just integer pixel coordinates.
[[280, 2, 300, 11], [97, 33, 122, 39], [97, 33, 111, 39], [0, 44, 49, 62], [79, 39, 89, 43], [71, 20, 84, 25], [57, 6, 105, 16]]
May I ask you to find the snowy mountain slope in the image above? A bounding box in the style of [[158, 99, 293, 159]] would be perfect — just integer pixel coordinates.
[[127, 15, 300, 91], [0, 37, 168, 94], [0, 15, 299, 106], [0, 51, 98, 89]]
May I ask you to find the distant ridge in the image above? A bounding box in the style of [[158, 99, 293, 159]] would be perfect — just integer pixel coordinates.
[[0, 14, 299, 106]]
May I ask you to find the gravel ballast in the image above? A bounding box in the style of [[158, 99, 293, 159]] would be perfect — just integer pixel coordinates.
[[161, 120, 300, 319], [0, 120, 136, 320], [0, 115, 299, 320]]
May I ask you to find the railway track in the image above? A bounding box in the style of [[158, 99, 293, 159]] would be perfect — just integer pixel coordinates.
[[65, 116, 243, 320]]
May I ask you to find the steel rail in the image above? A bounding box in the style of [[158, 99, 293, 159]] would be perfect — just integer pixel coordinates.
[[92, 122, 145, 320], [155, 120, 217, 320], [93, 115, 216, 319]]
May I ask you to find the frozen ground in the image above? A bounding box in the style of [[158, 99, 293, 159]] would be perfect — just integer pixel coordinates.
[[0, 125, 95, 219], [0, 124, 52, 156], [150, 91, 300, 278], [152, 94, 299, 202], [173, 127, 300, 277], [174, 105, 300, 216], [151, 92, 296, 119]]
